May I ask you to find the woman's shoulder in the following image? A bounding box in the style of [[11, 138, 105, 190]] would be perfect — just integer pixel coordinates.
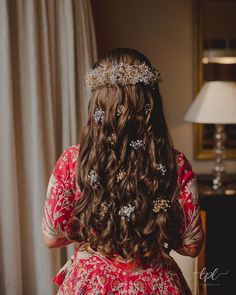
[[173, 149, 194, 185], [56, 144, 80, 174], [173, 149, 192, 169], [59, 143, 80, 162], [64, 143, 80, 162]]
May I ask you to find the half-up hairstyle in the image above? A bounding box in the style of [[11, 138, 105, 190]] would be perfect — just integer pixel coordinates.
[[69, 48, 183, 264]]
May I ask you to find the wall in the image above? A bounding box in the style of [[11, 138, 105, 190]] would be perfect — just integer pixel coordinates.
[[91, 0, 236, 174]]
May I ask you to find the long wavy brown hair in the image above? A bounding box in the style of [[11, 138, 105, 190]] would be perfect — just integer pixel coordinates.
[[69, 48, 183, 264]]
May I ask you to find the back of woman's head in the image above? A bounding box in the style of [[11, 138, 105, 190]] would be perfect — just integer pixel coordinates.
[[70, 48, 183, 263]]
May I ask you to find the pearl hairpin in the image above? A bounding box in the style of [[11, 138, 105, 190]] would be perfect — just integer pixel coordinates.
[[116, 168, 127, 183], [93, 108, 105, 124], [107, 133, 116, 146], [153, 198, 171, 213], [116, 104, 125, 116]]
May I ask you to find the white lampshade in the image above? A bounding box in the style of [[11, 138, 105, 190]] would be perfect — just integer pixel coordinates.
[[185, 81, 236, 124]]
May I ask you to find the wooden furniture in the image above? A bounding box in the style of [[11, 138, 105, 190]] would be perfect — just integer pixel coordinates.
[[197, 174, 236, 295]]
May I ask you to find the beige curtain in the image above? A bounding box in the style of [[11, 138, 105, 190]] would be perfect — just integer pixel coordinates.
[[0, 0, 97, 294]]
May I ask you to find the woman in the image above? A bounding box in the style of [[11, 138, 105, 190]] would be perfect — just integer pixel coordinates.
[[42, 48, 204, 294]]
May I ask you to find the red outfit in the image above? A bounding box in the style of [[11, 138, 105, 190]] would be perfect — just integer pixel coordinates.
[[42, 144, 203, 294]]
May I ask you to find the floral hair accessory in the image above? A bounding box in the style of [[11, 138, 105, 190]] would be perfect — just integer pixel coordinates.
[[116, 168, 127, 183], [107, 133, 116, 146], [144, 103, 152, 115], [153, 198, 171, 213], [156, 164, 167, 176], [118, 204, 135, 220], [116, 104, 125, 116], [99, 201, 110, 218], [85, 62, 162, 90], [93, 108, 105, 124], [129, 139, 145, 150], [88, 170, 100, 188], [163, 242, 169, 249]]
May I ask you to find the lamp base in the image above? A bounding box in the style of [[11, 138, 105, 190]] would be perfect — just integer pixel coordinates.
[[212, 124, 226, 190], [197, 173, 236, 197]]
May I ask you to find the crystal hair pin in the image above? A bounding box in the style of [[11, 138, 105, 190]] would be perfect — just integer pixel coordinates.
[[153, 198, 171, 213], [129, 139, 145, 150], [99, 201, 110, 218], [88, 170, 100, 188], [107, 133, 116, 146], [156, 164, 167, 176], [118, 204, 135, 220], [116, 104, 125, 116], [116, 168, 127, 183], [93, 108, 105, 124], [144, 103, 152, 115], [163, 242, 169, 249]]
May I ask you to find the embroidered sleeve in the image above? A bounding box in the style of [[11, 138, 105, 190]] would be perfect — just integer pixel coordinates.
[[177, 153, 204, 247], [41, 144, 81, 238]]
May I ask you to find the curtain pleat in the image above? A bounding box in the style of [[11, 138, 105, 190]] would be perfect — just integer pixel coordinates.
[[0, 0, 97, 294]]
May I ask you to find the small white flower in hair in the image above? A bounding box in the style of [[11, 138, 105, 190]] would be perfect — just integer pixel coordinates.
[[144, 103, 152, 115], [93, 108, 105, 124], [118, 204, 135, 220], [129, 139, 145, 150], [156, 164, 167, 176], [88, 170, 100, 188]]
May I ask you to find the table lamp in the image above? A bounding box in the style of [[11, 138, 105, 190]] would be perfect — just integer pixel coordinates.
[[185, 81, 236, 191]]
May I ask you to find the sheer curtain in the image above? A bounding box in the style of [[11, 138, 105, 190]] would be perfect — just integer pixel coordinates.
[[0, 0, 97, 294]]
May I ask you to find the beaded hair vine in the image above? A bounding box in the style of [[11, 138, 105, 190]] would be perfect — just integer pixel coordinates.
[[85, 62, 162, 90]]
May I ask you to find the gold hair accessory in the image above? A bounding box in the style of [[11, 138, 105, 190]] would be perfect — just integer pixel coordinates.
[[153, 198, 171, 213], [85, 63, 162, 90], [116, 104, 125, 116], [93, 108, 105, 124], [99, 201, 110, 218], [107, 133, 116, 146], [118, 203, 135, 220], [116, 168, 127, 183]]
